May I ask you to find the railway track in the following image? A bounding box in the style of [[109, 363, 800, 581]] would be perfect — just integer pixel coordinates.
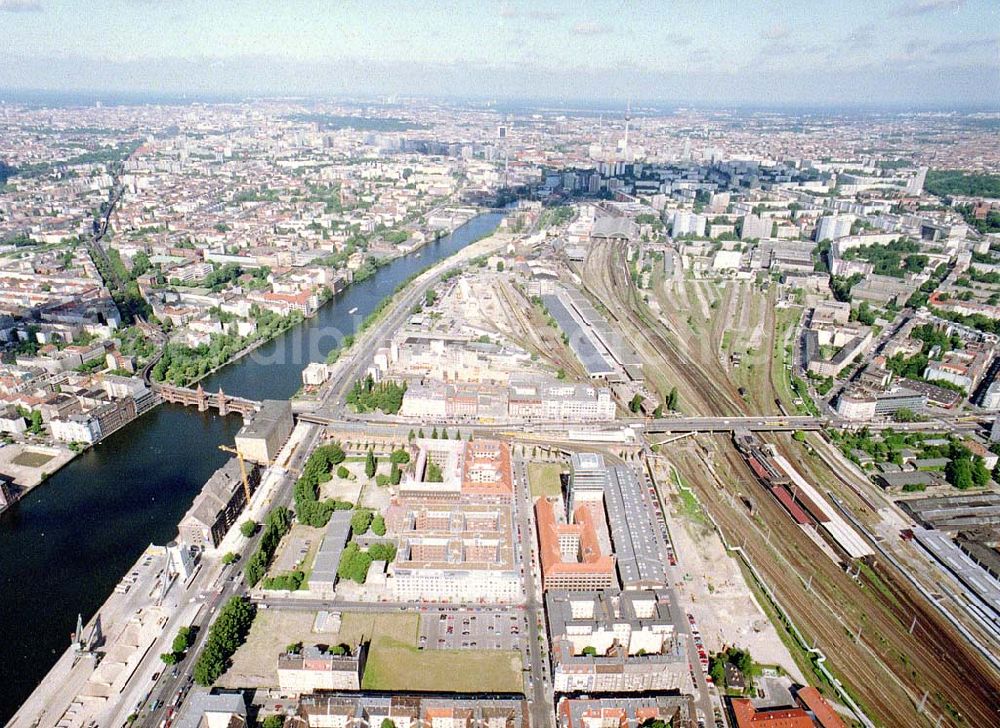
[[577, 239, 1000, 724], [579, 241, 747, 416], [681, 439, 1000, 727]]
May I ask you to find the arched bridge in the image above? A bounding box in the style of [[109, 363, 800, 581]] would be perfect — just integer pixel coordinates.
[[153, 383, 260, 418]]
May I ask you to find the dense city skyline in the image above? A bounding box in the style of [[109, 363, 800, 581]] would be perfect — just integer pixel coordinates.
[[2, 5, 1000, 728], [0, 0, 998, 106]]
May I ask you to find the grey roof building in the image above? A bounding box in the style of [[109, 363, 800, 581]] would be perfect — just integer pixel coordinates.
[[546, 589, 691, 694], [173, 691, 247, 728], [309, 510, 354, 592]]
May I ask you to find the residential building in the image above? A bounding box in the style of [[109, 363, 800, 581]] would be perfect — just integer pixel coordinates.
[[277, 644, 366, 695], [556, 696, 696, 728], [546, 589, 691, 694], [292, 693, 528, 728], [816, 214, 854, 242], [671, 211, 705, 238]]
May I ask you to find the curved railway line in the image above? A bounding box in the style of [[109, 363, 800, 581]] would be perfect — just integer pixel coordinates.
[[578, 241, 748, 416]]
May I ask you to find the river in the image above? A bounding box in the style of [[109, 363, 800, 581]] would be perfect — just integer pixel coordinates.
[[0, 212, 503, 723]]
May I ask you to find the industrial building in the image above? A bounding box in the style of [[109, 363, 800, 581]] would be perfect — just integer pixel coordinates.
[[542, 288, 643, 382], [235, 399, 294, 464], [177, 458, 261, 549], [389, 502, 520, 602], [174, 692, 248, 728], [536, 497, 617, 591], [569, 453, 667, 590], [309, 510, 354, 593], [546, 589, 691, 694], [729, 686, 846, 728], [899, 493, 1000, 532]]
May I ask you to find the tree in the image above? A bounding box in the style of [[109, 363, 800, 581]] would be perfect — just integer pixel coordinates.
[[172, 626, 194, 654], [708, 654, 726, 686], [336, 465, 350, 479], [261, 716, 285, 728], [160, 652, 178, 665], [431, 426, 439, 439], [426, 461, 444, 482], [221, 552, 238, 565], [352, 508, 373, 534], [131, 250, 151, 277], [365, 449, 376, 478], [381, 720, 396, 728], [371, 514, 386, 536], [240, 520, 257, 538], [390, 449, 410, 464], [408, 429, 415, 441], [666, 387, 679, 411], [581, 646, 598, 656], [389, 461, 401, 485], [653, 404, 663, 418], [628, 393, 643, 413], [972, 456, 990, 488], [193, 596, 256, 686]]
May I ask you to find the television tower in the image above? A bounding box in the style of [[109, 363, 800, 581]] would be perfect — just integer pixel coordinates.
[[622, 101, 632, 162], [497, 115, 511, 189]]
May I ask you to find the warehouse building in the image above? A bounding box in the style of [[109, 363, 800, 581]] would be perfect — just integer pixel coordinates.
[[178, 458, 261, 549], [235, 399, 294, 464]]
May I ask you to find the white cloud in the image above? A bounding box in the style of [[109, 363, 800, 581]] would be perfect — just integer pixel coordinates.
[[571, 20, 612, 36], [664, 32, 693, 46], [893, 0, 964, 17], [763, 23, 790, 40], [0, 0, 42, 12]]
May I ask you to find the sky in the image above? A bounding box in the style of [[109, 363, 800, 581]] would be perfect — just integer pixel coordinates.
[[0, 0, 997, 108]]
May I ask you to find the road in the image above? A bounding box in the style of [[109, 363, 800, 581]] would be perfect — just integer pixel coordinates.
[[142, 424, 323, 727], [512, 455, 554, 728]]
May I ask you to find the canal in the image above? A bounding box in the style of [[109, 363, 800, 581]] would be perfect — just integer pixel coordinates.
[[0, 212, 503, 722]]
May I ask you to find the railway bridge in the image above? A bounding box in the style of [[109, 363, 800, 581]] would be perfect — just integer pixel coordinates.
[[152, 383, 260, 418]]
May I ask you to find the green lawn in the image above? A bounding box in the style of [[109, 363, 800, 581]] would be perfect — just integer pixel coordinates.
[[362, 636, 522, 693], [528, 462, 564, 497], [12, 450, 55, 468]]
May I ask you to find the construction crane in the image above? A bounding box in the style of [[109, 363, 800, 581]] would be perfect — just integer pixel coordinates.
[[219, 445, 253, 505]]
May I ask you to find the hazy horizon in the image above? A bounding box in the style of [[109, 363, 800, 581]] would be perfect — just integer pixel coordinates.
[[1, 0, 997, 108]]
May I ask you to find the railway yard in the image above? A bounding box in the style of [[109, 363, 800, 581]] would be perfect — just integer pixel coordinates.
[[564, 236, 1000, 727]]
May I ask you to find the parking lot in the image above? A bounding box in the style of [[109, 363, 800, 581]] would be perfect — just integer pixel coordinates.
[[417, 608, 526, 651]]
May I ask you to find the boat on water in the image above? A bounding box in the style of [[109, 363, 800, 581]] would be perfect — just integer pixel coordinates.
[[415, 252, 422, 257], [348, 307, 358, 314]]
